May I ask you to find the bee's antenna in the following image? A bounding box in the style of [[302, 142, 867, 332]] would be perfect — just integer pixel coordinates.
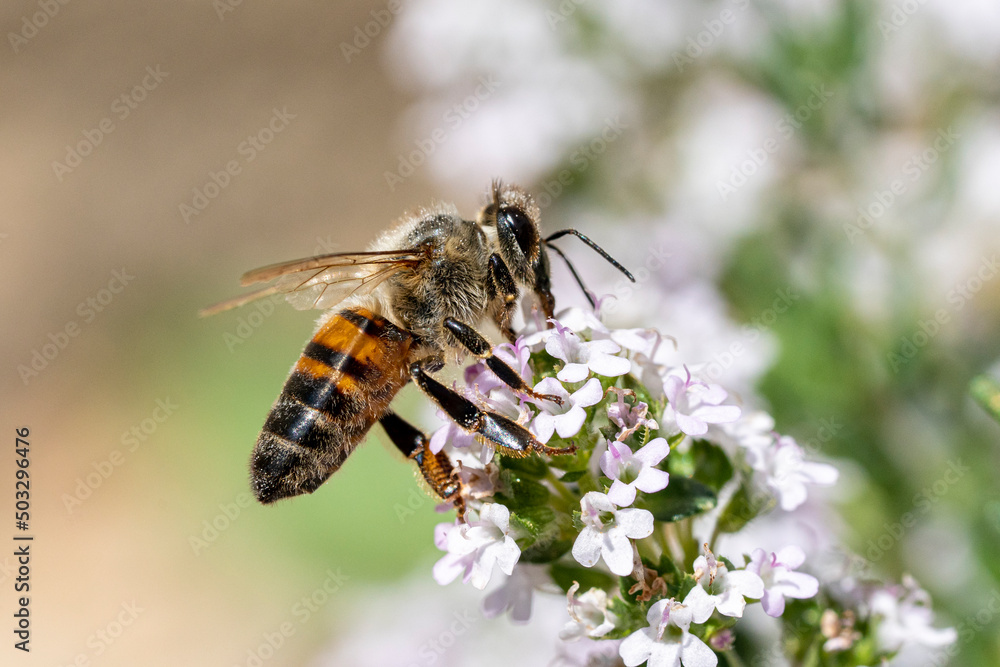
[[545, 242, 598, 310], [544, 229, 636, 282]]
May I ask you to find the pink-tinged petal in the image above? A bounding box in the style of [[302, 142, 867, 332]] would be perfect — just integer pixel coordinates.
[[607, 479, 637, 507], [633, 467, 669, 494], [587, 339, 621, 354], [429, 427, 448, 455], [801, 461, 839, 485], [600, 446, 622, 480], [583, 491, 616, 513], [663, 375, 685, 403], [676, 412, 708, 436], [602, 529, 635, 576], [555, 406, 587, 438], [696, 384, 728, 405], [616, 508, 654, 539], [619, 628, 657, 667], [531, 413, 555, 444], [776, 483, 807, 511], [760, 589, 786, 617], [572, 527, 603, 567], [773, 571, 819, 600], [573, 377, 605, 406], [433, 553, 467, 586], [635, 437, 670, 465], [588, 353, 631, 378], [774, 545, 806, 569], [434, 522, 453, 550], [557, 362, 591, 383], [745, 548, 767, 575], [533, 376, 567, 400], [680, 633, 719, 667], [726, 570, 764, 599], [691, 404, 742, 425], [682, 586, 716, 625]]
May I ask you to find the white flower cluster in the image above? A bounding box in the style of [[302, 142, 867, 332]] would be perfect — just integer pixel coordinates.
[[425, 307, 878, 665]]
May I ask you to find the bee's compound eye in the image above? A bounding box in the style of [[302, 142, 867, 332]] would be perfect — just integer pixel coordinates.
[[498, 207, 537, 257]]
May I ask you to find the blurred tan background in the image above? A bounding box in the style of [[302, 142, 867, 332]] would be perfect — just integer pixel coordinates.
[[1, 2, 459, 665]]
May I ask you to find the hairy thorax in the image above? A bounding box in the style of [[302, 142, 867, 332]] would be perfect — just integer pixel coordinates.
[[388, 214, 491, 349]]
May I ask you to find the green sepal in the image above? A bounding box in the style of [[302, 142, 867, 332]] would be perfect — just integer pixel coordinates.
[[640, 476, 718, 523]]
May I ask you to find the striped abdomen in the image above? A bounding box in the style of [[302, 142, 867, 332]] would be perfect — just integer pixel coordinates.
[[250, 307, 412, 503]]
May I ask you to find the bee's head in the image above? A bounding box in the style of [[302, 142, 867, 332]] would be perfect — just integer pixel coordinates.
[[479, 180, 541, 285]]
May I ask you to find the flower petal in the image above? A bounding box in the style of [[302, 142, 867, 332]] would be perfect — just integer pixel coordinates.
[[572, 527, 603, 567], [619, 628, 656, 667], [554, 406, 587, 438], [557, 362, 591, 383], [635, 437, 670, 465], [607, 479, 637, 507], [616, 508, 654, 539], [680, 632, 718, 667], [602, 528, 635, 576]]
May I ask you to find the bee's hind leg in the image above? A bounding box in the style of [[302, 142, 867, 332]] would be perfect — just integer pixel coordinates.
[[379, 410, 466, 518], [409, 359, 575, 458], [443, 317, 564, 406]]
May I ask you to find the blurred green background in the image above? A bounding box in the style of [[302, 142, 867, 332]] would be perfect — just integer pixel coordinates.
[[2, 1, 999, 665]]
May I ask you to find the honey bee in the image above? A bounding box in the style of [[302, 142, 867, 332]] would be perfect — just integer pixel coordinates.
[[203, 181, 633, 514]]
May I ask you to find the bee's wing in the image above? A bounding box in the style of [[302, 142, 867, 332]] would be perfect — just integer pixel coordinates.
[[200, 249, 424, 317]]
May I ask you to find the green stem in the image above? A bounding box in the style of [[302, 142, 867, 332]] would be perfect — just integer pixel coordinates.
[[545, 469, 579, 511], [724, 650, 746, 667]]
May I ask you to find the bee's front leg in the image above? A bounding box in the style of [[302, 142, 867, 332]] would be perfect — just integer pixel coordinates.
[[442, 317, 564, 406], [409, 359, 575, 458], [487, 253, 519, 343]]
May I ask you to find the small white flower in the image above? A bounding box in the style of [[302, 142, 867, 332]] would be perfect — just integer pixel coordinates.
[[572, 492, 653, 576], [619, 588, 718, 667], [600, 438, 670, 507], [531, 377, 604, 443], [745, 546, 820, 617], [560, 582, 619, 640], [692, 548, 764, 619], [482, 562, 550, 624], [721, 410, 776, 459], [758, 435, 839, 511], [868, 578, 957, 653], [607, 387, 660, 440], [545, 321, 631, 382], [432, 503, 520, 590], [662, 368, 742, 437]]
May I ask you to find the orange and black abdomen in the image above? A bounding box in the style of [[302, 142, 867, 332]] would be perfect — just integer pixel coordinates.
[[250, 307, 412, 503]]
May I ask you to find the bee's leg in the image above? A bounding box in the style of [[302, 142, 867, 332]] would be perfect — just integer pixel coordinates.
[[379, 411, 466, 518], [409, 360, 576, 458], [487, 253, 519, 343], [443, 317, 564, 405]]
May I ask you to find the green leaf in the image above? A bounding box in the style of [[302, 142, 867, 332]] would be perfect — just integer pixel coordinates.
[[971, 374, 1000, 424], [690, 440, 734, 492], [715, 479, 775, 534], [497, 453, 548, 479], [549, 562, 616, 594], [559, 470, 587, 483], [641, 476, 717, 523], [496, 474, 550, 510]]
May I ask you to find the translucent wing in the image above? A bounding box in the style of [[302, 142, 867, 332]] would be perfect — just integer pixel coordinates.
[[200, 249, 424, 317]]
